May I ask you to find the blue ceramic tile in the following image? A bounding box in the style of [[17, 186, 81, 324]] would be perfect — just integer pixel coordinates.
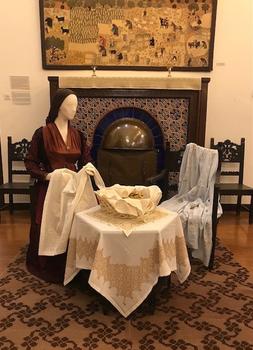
[[151, 126, 162, 136], [91, 147, 98, 161], [93, 135, 103, 144], [154, 135, 164, 145], [94, 128, 104, 136]]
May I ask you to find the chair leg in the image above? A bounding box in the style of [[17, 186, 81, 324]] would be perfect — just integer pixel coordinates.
[[249, 195, 253, 225], [209, 187, 219, 270], [0, 193, 4, 208], [236, 195, 242, 215], [9, 194, 14, 214]]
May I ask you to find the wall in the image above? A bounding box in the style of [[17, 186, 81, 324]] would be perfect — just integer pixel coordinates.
[[205, 0, 253, 189], [0, 0, 252, 189]]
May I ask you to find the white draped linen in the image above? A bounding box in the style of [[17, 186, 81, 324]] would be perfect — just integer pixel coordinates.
[[39, 163, 105, 256], [64, 206, 191, 318], [160, 143, 222, 266]]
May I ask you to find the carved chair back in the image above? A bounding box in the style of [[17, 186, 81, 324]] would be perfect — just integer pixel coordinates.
[[210, 138, 245, 184], [0, 136, 33, 214], [8, 136, 31, 182]]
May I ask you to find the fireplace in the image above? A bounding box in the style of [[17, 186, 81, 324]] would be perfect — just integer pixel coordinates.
[[48, 76, 210, 187], [90, 106, 164, 168]]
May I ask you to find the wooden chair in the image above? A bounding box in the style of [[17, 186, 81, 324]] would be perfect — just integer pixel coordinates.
[[153, 145, 220, 270], [0, 136, 34, 214], [210, 138, 253, 224], [146, 143, 185, 202]]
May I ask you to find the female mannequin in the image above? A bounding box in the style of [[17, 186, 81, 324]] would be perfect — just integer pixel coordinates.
[[25, 89, 91, 283]]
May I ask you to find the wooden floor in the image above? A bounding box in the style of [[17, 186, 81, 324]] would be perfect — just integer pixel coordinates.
[[0, 210, 253, 276]]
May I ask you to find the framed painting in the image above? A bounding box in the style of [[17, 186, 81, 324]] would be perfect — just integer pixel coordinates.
[[39, 0, 217, 71]]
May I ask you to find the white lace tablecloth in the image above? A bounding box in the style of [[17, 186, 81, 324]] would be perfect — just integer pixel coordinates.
[[64, 206, 191, 317]]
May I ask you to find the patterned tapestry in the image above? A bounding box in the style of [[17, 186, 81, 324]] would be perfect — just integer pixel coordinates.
[[40, 0, 217, 70]]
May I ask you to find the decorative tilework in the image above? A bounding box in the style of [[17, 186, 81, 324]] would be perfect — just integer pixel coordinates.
[[72, 97, 189, 151]]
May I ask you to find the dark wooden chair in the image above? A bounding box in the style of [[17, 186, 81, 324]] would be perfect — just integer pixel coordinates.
[[0, 136, 34, 214], [210, 138, 253, 224], [147, 145, 185, 202], [209, 138, 253, 270]]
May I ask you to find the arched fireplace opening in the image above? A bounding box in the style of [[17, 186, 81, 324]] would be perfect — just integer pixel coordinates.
[[92, 107, 164, 168], [93, 107, 165, 186]]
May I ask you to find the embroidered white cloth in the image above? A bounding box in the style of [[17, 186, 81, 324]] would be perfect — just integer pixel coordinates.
[[64, 206, 191, 317], [160, 143, 222, 266], [95, 184, 162, 222], [88, 207, 168, 237], [39, 163, 105, 256]]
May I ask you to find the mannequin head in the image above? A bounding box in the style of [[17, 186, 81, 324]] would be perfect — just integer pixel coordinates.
[[57, 94, 78, 122], [46, 89, 78, 124]]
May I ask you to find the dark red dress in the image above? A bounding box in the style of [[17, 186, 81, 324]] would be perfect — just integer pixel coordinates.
[[25, 123, 91, 283]]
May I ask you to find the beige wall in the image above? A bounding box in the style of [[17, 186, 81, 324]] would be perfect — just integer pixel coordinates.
[[205, 0, 253, 189], [0, 0, 252, 188]]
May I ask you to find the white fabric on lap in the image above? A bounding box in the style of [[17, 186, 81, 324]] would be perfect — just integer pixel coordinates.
[[39, 163, 105, 256]]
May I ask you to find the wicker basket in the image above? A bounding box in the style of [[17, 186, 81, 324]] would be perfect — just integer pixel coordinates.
[[95, 185, 162, 218]]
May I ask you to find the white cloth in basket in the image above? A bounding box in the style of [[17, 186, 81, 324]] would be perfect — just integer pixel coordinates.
[[95, 184, 162, 219]]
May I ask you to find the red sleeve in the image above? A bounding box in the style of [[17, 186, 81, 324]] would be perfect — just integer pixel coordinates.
[[24, 127, 49, 181]]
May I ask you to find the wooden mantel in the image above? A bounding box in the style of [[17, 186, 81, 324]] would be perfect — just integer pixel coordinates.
[[58, 76, 202, 90]]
